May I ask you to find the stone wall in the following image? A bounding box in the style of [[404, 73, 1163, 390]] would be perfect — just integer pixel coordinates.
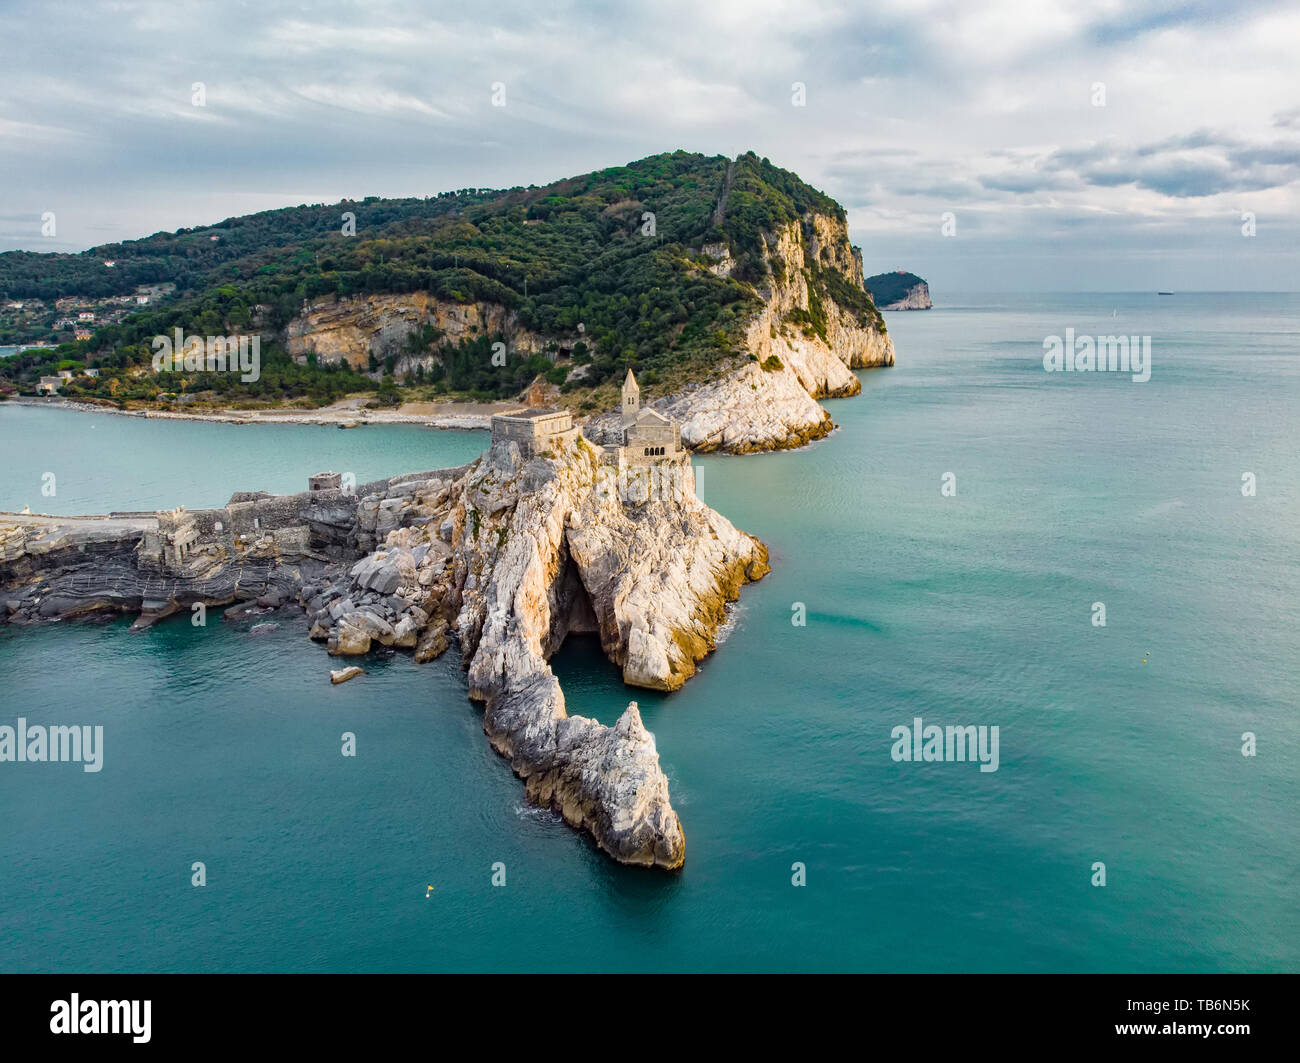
[[490, 412, 574, 457]]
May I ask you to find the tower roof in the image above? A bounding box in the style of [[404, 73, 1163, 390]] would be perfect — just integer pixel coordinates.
[[623, 367, 638, 390]]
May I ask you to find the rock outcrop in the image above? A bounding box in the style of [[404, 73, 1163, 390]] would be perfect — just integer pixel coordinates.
[[302, 433, 768, 867], [659, 358, 834, 454], [629, 214, 894, 453], [879, 283, 931, 310], [2, 434, 768, 872], [285, 292, 546, 373]]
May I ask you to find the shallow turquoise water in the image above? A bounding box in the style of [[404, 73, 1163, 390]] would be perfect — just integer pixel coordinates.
[[1, 293, 1297, 972], [0, 407, 487, 514]]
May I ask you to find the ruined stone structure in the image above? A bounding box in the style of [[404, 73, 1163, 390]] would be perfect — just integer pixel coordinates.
[[309, 471, 343, 492], [489, 408, 576, 457], [137, 506, 200, 573]]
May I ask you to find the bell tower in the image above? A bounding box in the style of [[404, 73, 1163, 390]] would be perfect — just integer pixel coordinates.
[[621, 367, 640, 428]]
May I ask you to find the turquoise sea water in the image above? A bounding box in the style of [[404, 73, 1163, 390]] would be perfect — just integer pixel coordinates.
[[0, 409, 487, 514], [1, 293, 1297, 972]]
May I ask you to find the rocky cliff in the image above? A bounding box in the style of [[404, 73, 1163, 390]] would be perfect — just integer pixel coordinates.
[[1, 436, 768, 870], [300, 434, 768, 867], [279, 166, 895, 456], [286, 292, 545, 373], [646, 214, 893, 453]]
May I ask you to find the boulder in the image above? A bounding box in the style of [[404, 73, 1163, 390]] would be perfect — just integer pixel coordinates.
[[329, 621, 371, 656]]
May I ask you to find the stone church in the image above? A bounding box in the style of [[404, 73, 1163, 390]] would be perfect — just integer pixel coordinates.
[[618, 368, 682, 462], [486, 368, 683, 478]]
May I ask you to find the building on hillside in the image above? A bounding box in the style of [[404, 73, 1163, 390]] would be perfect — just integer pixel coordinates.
[[37, 376, 62, 395], [490, 408, 576, 457], [590, 369, 689, 504], [485, 371, 684, 506], [83, 367, 100, 378], [616, 367, 682, 462], [620, 365, 640, 427]]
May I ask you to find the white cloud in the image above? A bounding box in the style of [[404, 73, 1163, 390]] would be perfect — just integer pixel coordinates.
[[0, 0, 1296, 289]]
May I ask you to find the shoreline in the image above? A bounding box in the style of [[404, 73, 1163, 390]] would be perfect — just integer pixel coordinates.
[[4, 388, 857, 456], [4, 395, 499, 431]]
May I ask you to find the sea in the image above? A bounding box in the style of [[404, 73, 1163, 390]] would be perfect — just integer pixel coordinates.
[[1, 292, 1296, 972]]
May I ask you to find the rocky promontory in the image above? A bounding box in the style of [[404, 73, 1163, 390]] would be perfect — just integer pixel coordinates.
[[586, 214, 894, 454], [0, 434, 767, 870], [865, 271, 932, 311]]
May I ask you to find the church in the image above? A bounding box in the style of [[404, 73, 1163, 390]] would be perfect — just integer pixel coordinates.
[[618, 368, 682, 462]]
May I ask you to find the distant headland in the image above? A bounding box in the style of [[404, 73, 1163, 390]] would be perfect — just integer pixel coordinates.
[[865, 271, 932, 310]]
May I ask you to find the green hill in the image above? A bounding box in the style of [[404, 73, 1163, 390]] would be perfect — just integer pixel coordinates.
[[864, 271, 928, 307], [0, 151, 884, 407]]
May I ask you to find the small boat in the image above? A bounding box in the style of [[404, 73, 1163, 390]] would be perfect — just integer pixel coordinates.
[[1157, 291, 1174, 295]]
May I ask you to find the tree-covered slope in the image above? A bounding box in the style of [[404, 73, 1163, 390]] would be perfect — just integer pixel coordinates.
[[864, 271, 929, 307], [1, 151, 884, 405]]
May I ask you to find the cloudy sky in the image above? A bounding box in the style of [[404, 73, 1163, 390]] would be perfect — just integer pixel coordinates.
[[2, 0, 1298, 290]]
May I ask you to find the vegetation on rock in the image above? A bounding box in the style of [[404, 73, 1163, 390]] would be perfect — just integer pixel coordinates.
[[0, 151, 884, 408]]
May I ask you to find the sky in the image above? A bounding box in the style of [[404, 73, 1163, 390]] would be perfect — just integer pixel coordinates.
[[1, 0, 1298, 291]]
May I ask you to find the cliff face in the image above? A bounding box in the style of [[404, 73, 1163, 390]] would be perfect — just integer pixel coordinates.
[[878, 282, 931, 310], [865, 271, 932, 310], [319, 436, 766, 867], [2, 438, 768, 870], [285, 292, 544, 372], [440, 437, 767, 866], [663, 214, 894, 452]]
